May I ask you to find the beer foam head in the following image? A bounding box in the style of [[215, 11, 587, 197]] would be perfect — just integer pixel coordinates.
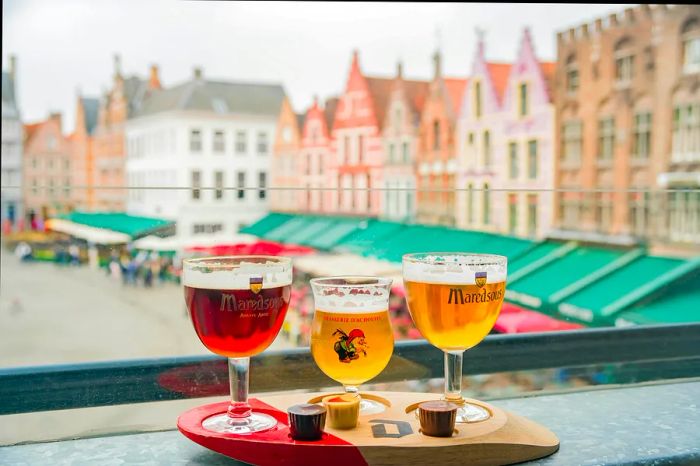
[[183, 256, 293, 290], [402, 253, 507, 285], [311, 276, 392, 313]]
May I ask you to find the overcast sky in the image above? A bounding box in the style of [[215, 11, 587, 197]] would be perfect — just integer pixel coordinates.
[[3, 1, 627, 132]]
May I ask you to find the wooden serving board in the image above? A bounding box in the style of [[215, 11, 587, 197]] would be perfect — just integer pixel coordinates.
[[178, 391, 559, 466]]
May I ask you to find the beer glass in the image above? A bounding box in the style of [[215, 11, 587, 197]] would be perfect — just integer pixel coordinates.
[[310, 276, 393, 415], [402, 253, 507, 423], [183, 255, 292, 434]]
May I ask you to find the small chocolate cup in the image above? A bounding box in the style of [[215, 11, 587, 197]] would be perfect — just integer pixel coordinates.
[[418, 401, 458, 437], [288, 404, 326, 441]]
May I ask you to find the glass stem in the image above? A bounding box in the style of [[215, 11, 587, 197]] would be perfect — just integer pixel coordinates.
[[344, 385, 360, 398], [444, 350, 465, 405], [227, 357, 252, 419]]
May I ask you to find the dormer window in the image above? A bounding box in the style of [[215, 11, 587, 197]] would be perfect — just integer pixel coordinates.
[[474, 81, 482, 118], [518, 83, 529, 117], [682, 18, 700, 74], [565, 55, 579, 94]]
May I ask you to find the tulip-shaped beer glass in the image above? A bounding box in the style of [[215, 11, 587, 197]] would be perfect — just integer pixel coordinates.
[[183, 256, 292, 434], [403, 253, 507, 423], [310, 276, 393, 415]]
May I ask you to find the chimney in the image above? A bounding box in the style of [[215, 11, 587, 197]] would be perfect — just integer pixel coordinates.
[[9, 55, 17, 82], [567, 28, 576, 41], [396, 60, 404, 79], [433, 50, 442, 80], [609, 13, 618, 27], [149, 64, 161, 89], [49, 112, 62, 130], [193, 66, 203, 80], [580, 24, 589, 38], [624, 8, 634, 23], [113, 53, 122, 77]]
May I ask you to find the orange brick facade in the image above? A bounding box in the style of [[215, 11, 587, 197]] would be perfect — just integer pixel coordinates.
[[270, 96, 303, 212]]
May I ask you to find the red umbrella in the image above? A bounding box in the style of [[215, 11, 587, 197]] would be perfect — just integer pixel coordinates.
[[494, 305, 583, 334]]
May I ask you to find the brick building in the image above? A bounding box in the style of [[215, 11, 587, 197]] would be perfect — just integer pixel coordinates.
[[270, 96, 303, 212], [416, 50, 467, 226], [381, 62, 429, 222], [330, 50, 391, 216], [67, 93, 99, 211], [92, 55, 160, 212], [553, 5, 700, 247], [299, 96, 337, 213], [22, 113, 72, 223]]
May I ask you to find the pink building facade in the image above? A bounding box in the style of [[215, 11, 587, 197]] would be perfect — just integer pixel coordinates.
[[299, 97, 337, 213], [329, 51, 390, 216]]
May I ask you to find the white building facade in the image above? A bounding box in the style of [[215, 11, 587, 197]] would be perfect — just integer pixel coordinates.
[[125, 71, 284, 243], [1, 56, 23, 229]]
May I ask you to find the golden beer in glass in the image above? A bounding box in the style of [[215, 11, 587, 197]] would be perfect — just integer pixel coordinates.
[[403, 253, 507, 423], [310, 277, 393, 415]]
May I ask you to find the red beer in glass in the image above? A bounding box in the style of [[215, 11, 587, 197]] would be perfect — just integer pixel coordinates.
[[182, 256, 292, 434]]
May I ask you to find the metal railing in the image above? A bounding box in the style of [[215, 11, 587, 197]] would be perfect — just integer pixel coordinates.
[[1, 323, 699, 415]]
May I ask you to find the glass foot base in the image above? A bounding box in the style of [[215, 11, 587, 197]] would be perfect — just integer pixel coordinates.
[[455, 402, 491, 423], [359, 397, 386, 415], [202, 412, 278, 434]]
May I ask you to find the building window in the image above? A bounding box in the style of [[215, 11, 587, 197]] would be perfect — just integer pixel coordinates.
[[257, 132, 268, 155], [191, 170, 201, 200], [48, 159, 54, 169], [357, 134, 364, 164], [672, 103, 700, 162], [474, 81, 482, 118], [632, 112, 652, 159], [342, 135, 350, 165], [31, 179, 37, 195], [527, 195, 538, 237], [64, 159, 70, 170], [388, 143, 395, 164], [598, 117, 615, 161], [47, 135, 56, 150], [614, 39, 634, 87], [213, 130, 225, 153], [190, 129, 202, 152], [467, 183, 474, 224], [527, 140, 538, 179], [595, 194, 613, 233], [518, 83, 529, 117], [468, 133, 474, 145], [236, 171, 246, 199], [629, 191, 650, 237], [483, 130, 491, 167], [562, 120, 582, 165], [565, 56, 579, 94], [258, 172, 267, 200], [282, 126, 292, 143], [508, 142, 518, 179], [482, 183, 490, 225], [402, 142, 409, 163], [508, 194, 517, 234], [682, 19, 700, 74], [31, 158, 37, 169], [214, 171, 224, 200], [667, 189, 700, 243], [433, 120, 440, 150], [193, 223, 223, 235], [48, 179, 55, 198], [235, 131, 247, 155]]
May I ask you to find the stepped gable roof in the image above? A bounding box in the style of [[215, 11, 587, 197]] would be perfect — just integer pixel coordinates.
[[135, 78, 285, 118], [23, 122, 41, 142], [486, 62, 512, 102], [403, 79, 430, 116], [540, 61, 556, 99]]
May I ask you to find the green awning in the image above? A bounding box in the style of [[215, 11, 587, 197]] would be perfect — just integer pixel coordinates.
[[508, 241, 562, 274], [614, 284, 700, 325], [56, 212, 174, 239], [307, 218, 367, 250], [556, 255, 685, 325], [334, 220, 405, 255], [264, 216, 314, 242], [240, 212, 293, 237], [507, 246, 625, 311], [285, 217, 337, 245]]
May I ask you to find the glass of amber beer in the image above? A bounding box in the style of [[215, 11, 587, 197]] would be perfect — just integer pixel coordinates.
[[403, 253, 507, 423], [183, 255, 292, 434], [310, 276, 393, 415]]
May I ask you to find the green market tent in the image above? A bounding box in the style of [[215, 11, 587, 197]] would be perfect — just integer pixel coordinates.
[[56, 212, 174, 239], [334, 220, 406, 255], [285, 217, 337, 245], [240, 212, 293, 237], [264, 216, 314, 242], [307, 217, 368, 250], [614, 284, 700, 326]]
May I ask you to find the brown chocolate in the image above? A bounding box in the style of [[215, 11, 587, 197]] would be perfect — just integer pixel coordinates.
[[288, 404, 326, 441], [418, 401, 458, 437]]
